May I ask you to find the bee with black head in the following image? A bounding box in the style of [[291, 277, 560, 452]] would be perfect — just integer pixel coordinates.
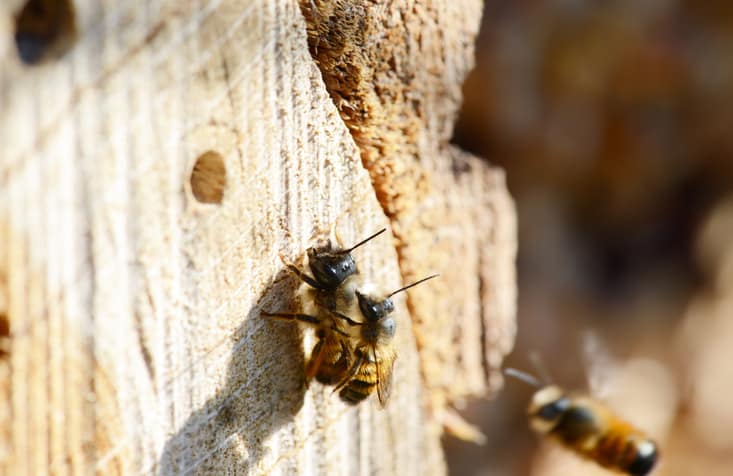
[[505, 367, 659, 476], [263, 228, 386, 384], [329, 274, 438, 406]]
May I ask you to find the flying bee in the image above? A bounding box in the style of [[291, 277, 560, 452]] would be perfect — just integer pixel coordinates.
[[505, 367, 659, 476], [263, 228, 387, 383], [329, 274, 439, 406]]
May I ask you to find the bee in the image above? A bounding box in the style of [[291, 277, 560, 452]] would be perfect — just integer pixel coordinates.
[[505, 367, 659, 476], [282, 227, 387, 292], [264, 227, 438, 406], [263, 228, 386, 384], [328, 274, 438, 406]]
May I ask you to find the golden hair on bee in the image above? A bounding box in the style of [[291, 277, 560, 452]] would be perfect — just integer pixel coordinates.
[[329, 274, 439, 407], [263, 229, 387, 385], [505, 367, 659, 476], [264, 226, 438, 407]]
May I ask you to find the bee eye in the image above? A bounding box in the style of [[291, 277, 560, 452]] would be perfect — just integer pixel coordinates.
[[368, 304, 379, 318], [357, 293, 380, 321], [339, 260, 354, 274], [356, 291, 397, 322], [537, 398, 569, 421]]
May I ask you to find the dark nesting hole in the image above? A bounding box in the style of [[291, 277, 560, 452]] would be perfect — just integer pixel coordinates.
[[14, 0, 77, 65], [0, 313, 8, 359], [190, 151, 227, 204]]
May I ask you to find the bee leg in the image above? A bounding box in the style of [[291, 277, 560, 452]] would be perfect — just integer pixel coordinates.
[[262, 311, 322, 327], [262, 311, 350, 339], [332, 350, 365, 394], [305, 338, 326, 381], [287, 264, 326, 289], [330, 310, 362, 328], [279, 253, 328, 290]]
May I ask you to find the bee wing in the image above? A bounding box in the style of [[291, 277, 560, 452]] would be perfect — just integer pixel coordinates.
[[582, 330, 619, 400], [375, 344, 396, 407]]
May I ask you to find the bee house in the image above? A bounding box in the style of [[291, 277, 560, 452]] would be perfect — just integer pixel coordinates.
[[0, 0, 517, 474]]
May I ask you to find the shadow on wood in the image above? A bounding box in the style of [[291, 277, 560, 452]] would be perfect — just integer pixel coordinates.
[[158, 268, 307, 475]]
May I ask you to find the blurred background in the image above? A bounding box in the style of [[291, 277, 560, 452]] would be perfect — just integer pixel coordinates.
[[445, 1, 733, 475]]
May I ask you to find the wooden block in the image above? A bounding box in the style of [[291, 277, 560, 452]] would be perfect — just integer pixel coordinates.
[[0, 1, 516, 474]]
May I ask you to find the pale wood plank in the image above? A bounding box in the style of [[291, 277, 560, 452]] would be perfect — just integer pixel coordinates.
[[0, 1, 516, 474]]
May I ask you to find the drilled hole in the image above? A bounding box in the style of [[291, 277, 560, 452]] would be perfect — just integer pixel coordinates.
[[0, 313, 8, 359], [14, 0, 77, 65], [190, 151, 227, 204]]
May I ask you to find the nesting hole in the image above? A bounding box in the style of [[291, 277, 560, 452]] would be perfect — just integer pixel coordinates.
[[190, 151, 227, 204], [14, 0, 77, 65], [0, 313, 7, 359], [0, 266, 7, 359]]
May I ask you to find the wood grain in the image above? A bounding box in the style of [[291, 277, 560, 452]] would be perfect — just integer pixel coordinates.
[[300, 0, 517, 429], [0, 1, 516, 474]]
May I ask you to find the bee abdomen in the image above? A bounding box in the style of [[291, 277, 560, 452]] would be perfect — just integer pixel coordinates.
[[339, 359, 378, 405], [314, 352, 350, 385], [315, 369, 344, 386], [339, 379, 376, 405], [590, 424, 658, 476], [309, 337, 350, 385]]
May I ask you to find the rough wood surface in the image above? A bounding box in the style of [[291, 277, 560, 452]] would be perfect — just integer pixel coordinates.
[[0, 1, 516, 475], [300, 1, 516, 428]]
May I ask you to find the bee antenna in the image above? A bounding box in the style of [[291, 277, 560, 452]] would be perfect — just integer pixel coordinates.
[[343, 228, 387, 254], [387, 274, 439, 298], [504, 368, 543, 388]]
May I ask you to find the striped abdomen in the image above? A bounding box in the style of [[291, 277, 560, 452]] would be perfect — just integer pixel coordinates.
[[553, 401, 658, 476], [308, 330, 351, 385], [339, 349, 378, 405], [587, 418, 658, 476]]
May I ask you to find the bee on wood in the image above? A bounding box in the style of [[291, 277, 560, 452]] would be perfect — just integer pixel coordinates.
[[282, 228, 387, 291], [263, 228, 386, 384], [264, 227, 437, 406], [505, 367, 659, 476], [328, 274, 438, 406]]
